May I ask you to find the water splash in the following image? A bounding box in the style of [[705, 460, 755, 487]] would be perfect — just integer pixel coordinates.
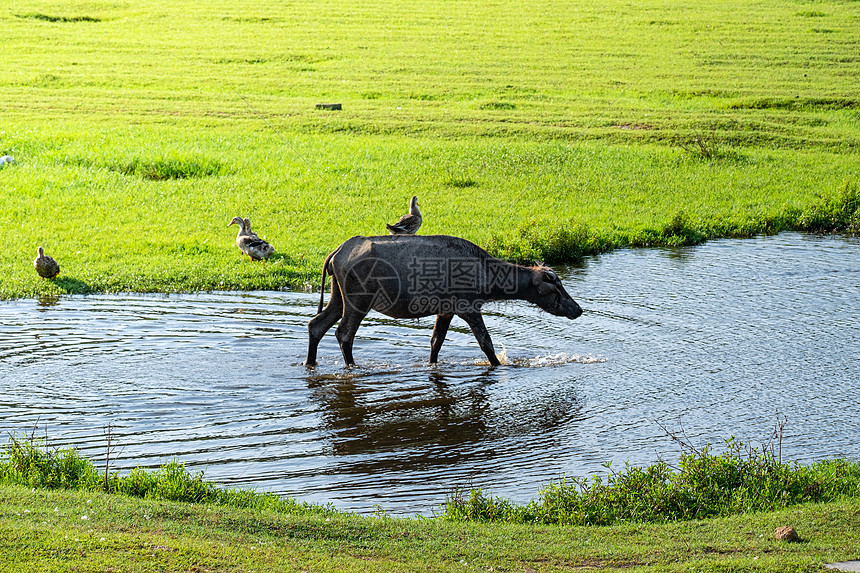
[[515, 353, 607, 367], [496, 344, 509, 365]]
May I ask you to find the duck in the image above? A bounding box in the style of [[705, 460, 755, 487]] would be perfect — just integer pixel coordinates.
[[386, 195, 422, 235], [33, 246, 60, 278], [228, 216, 275, 260]]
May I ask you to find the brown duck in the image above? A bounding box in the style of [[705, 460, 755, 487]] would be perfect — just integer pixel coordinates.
[[386, 195, 422, 235], [228, 216, 275, 260], [33, 246, 60, 278]]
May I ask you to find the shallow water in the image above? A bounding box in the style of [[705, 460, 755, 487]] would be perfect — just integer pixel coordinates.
[[1, 233, 858, 515]]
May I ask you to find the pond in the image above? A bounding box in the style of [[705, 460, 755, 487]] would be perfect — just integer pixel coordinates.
[[1, 232, 858, 516]]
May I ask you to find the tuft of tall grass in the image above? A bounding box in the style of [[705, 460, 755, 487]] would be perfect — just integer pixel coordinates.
[[0, 435, 334, 516], [15, 13, 102, 23], [1, 435, 101, 491], [796, 181, 860, 234], [485, 220, 614, 264], [109, 155, 231, 180], [444, 438, 860, 526]]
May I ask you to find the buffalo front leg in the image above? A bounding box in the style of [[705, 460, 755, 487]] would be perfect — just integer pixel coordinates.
[[460, 312, 501, 367], [429, 313, 454, 364]]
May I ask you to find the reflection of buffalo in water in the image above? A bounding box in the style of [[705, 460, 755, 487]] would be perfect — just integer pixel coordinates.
[[306, 370, 493, 461], [305, 234, 583, 367], [305, 369, 583, 468]]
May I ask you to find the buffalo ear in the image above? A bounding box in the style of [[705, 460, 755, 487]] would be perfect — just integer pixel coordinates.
[[537, 282, 555, 296], [533, 268, 560, 295], [535, 268, 560, 296], [543, 269, 558, 282], [532, 266, 554, 283]]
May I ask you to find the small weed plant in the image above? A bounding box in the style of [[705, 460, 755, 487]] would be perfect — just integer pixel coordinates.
[[444, 424, 860, 525], [675, 131, 723, 161]]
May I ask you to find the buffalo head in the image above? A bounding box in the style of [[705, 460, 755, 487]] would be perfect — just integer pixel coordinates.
[[531, 267, 583, 319]]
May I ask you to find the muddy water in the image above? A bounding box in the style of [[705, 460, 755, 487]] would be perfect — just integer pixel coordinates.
[[1, 233, 858, 515]]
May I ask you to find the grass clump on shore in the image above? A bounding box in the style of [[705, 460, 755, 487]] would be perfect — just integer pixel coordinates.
[[0, 434, 333, 516], [796, 181, 860, 235], [444, 436, 860, 526]]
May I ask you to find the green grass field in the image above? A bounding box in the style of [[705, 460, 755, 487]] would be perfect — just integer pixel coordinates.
[[5, 483, 860, 572], [1, 0, 858, 298]]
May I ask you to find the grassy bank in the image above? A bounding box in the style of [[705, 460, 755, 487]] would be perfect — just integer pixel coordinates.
[[8, 431, 860, 524], [3, 484, 860, 572], [1, 0, 858, 299], [2, 434, 860, 572]]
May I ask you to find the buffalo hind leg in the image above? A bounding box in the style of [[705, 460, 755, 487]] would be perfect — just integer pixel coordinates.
[[335, 308, 368, 367], [460, 312, 501, 367], [429, 313, 454, 364], [305, 279, 344, 367]]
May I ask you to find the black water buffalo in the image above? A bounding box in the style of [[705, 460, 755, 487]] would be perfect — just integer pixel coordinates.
[[304, 234, 582, 367]]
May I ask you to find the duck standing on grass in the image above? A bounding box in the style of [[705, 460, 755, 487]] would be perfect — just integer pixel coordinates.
[[33, 246, 60, 278], [228, 216, 275, 260], [386, 195, 422, 235]]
